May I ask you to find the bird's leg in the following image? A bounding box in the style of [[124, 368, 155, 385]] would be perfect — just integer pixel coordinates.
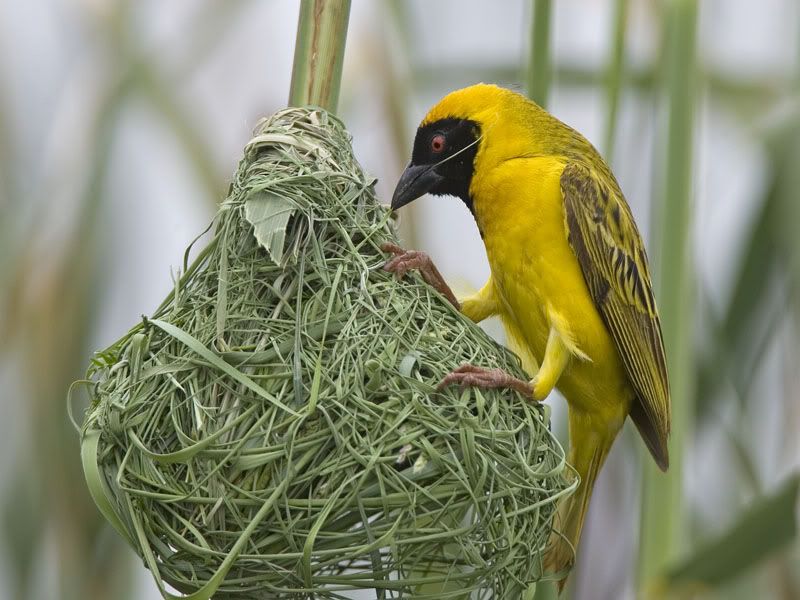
[[530, 327, 571, 402], [458, 280, 498, 324], [438, 328, 574, 401], [437, 364, 533, 398], [381, 242, 460, 309]]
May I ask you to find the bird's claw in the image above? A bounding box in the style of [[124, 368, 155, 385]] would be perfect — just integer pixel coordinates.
[[380, 243, 430, 280], [437, 364, 533, 398], [380, 242, 460, 308], [380, 242, 407, 258]]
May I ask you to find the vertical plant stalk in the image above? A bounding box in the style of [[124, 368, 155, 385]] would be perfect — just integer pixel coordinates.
[[527, 0, 552, 108], [381, 0, 421, 249], [288, 0, 352, 114], [527, 14, 562, 593], [639, 0, 698, 590], [603, 0, 629, 160]]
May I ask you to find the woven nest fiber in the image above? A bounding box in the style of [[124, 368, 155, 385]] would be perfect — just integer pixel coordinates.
[[77, 107, 573, 599]]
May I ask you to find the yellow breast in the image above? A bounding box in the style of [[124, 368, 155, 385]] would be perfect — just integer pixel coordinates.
[[471, 156, 632, 411]]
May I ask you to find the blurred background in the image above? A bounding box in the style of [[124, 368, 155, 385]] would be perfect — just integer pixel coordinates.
[[1, 0, 799, 598]]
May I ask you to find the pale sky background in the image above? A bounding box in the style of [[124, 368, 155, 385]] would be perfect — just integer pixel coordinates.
[[1, 1, 798, 598]]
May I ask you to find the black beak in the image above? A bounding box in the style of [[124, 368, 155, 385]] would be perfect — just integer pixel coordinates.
[[391, 164, 444, 210]]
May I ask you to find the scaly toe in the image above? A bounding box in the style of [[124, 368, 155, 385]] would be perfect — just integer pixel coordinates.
[[452, 364, 483, 374], [380, 242, 405, 256], [437, 366, 533, 397], [437, 373, 465, 391], [383, 255, 409, 276]]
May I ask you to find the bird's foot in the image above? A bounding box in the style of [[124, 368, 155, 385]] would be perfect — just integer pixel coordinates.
[[437, 364, 533, 398], [381, 242, 460, 308]]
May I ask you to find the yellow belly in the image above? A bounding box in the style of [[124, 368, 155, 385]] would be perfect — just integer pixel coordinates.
[[472, 157, 633, 418]]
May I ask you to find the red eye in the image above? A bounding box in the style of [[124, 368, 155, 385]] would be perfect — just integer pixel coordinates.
[[430, 134, 446, 153]]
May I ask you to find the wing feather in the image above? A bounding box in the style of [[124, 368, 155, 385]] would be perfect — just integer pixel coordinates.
[[561, 161, 671, 470]]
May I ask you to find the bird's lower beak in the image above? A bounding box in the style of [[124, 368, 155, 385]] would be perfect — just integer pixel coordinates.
[[391, 164, 444, 210]]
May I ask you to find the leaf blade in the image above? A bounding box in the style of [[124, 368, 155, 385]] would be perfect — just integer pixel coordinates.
[[660, 474, 800, 592], [244, 191, 297, 265]]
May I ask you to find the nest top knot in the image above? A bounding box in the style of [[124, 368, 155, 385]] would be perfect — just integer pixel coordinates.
[[79, 106, 572, 599]]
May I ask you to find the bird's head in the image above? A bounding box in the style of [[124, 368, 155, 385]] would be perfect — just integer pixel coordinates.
[[391, 83, 538, 214]]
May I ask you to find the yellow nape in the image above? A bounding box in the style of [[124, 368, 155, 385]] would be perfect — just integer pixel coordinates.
[[422, 83, 526, 126]]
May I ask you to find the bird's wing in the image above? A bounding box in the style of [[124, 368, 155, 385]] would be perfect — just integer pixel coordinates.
[[561, 161, 671, 470]]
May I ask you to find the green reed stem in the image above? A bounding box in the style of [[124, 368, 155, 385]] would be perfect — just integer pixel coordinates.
[[527, 0, 552, 108], [639, 0, 698, 591], [603, 0, 629, 160], [288, 0, 352, 114]]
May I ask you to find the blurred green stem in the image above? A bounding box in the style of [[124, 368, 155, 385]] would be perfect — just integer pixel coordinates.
[[639, 0, 698, 589], [527, 0, 552, 107], [661, 474, 800, 593], [382, 0, 421, 249], [289, 0, 352, 113], [88, 4, 232, 208], [603, 0, 629, 159]]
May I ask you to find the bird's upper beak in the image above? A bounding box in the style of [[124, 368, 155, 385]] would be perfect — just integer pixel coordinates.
[[390, 164, 444, 210]]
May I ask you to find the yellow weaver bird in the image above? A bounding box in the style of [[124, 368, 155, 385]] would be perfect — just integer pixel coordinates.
[[383, 83, 670, 586]]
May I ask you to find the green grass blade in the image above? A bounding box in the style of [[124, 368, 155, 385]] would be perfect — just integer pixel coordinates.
[[694, 155, 786, 417], [148, 318, 301, 417], [658, 474, 800, 593], [639, 0, 698, 589]]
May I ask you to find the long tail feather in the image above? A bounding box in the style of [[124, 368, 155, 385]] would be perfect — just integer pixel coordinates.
[[544, 421, 617, 593]]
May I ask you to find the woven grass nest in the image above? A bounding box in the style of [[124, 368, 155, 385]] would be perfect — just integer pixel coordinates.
[[77, 107, 572, 599]]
